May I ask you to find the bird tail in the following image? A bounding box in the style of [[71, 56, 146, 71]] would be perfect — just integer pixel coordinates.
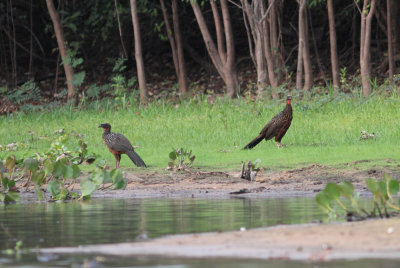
[[243, 134, 264, 150], [127, 150, 147, 167]]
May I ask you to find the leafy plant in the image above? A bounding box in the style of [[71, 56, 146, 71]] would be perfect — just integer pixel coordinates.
[[41, 133, 96, 165], [3, 80, 41, 104], [316, 175, 400, 220], [0, 157, 20, 203], [168, 148, 195, 170], [79, 167, 126, 199]]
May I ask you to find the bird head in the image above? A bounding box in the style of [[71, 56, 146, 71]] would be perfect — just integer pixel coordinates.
[[286, 95, 292, 105], [99, 123, 111, 131]]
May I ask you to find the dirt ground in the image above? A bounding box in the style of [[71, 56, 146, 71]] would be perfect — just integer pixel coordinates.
[[40, 217, 400, 261], [36, 162, 400, 261], [92, 161, 400, 198]]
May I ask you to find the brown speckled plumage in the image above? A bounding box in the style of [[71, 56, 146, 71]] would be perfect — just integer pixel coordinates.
[[244, 96, 293, 149], [99, 123, 147, 168]]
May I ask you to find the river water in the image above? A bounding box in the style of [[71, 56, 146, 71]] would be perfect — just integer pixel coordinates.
[[0, 196, 396, 267]]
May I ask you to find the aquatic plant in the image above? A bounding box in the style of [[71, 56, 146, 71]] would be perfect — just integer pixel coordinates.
[[168, 148, 195, 170], [316, 174, 400, 220]]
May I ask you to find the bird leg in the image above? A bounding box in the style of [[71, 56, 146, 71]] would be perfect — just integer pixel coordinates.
[[276, 142, 286, 148]]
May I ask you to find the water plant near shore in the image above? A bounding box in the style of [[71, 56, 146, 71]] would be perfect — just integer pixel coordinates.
[[316, 174, 400, 220], [0, 134, 127, 203]]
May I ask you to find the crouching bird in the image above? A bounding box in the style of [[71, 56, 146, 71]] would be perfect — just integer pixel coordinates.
[[99, 123, 147, 168], [243, 95, 293, 149]]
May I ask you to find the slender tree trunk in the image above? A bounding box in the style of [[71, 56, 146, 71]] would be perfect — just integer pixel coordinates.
[[160, 0, 188, 95], [9, 0, 17, 85], [160, 0, 179, 76], [28, 0, 33, 77], [386, 0, 395, 84], [327, 0, 340, 89], [191, 0, 238, 98], [210, 0, 226, 63], [172, 0, 188, 95], [360, 0, 376, 96], [130, 0, 147, 104], [296, 0, 305, 90], [114, 0, 128, 59], [46, 0, 75, 101], [302, 7, 313, 90]]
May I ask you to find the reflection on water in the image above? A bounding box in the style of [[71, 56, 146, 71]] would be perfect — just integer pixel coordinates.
[[0, 197, 323, 250], [1, 197, 390, 267]]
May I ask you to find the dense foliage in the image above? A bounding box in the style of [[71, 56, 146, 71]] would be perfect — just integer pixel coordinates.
[[0, 0, 399, 107]]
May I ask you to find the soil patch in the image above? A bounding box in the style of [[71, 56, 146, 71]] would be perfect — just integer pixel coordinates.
[[40, 218, 400, 261]]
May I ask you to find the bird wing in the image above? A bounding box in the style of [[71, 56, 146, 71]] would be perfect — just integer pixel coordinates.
[[107, 133, 134, 152], [259, 111, 285, 140]]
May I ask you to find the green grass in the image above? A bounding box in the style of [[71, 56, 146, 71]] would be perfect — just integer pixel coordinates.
[[1, 94, 400, 171]]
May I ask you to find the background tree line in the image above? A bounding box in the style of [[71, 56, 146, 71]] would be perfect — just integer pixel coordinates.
[[0, 0, 399, 106]]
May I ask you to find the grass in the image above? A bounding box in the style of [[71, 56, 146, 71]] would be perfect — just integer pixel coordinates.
[[1, 93, 400, 172]]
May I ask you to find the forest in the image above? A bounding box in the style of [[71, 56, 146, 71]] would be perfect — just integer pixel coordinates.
[[0, 0, 399, 109]]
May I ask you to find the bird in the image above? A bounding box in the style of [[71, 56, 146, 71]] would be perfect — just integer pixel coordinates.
[[99, 123, 147, 168], [243, 95, 293, 149]]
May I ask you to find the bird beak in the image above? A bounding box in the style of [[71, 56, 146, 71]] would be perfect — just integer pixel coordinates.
[[98, 124, 103, 128]]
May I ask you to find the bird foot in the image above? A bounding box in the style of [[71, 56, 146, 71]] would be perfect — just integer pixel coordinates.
[[276, 143, 286, 148]]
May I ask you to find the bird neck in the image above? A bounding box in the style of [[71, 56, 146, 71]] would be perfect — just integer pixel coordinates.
[[286, 99, 291, 105], [103, 128, 111, 135]]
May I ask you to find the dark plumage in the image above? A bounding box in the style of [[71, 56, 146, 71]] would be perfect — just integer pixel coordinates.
[[243, 95, 293, 149], [99, 123, 147, 168]]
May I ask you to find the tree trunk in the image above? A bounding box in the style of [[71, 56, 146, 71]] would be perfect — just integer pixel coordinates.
[[295, 0, 305, 90], [262, 0, 278, 98], [45, 0, 75, 101], [191, 0, 238, 98], [114, 0, 128, 58], [386, 0, 395, 84], [160, 0, 188, 95], [130, 0, 147, 104], [327, 0, 340, 89], [360, 0, 376, 96], [302, 6, 313, 90], [172, 0, 188, 95]]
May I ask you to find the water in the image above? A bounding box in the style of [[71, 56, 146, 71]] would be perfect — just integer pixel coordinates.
[[0, 197, 323, 250], [0, 197, 394, 267]]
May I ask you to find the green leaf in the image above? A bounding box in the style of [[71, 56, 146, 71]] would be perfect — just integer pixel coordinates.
[[72, 71, 85, 86], [60, 188, 69, 200], [35, 185, 44, 201], [80, 178, 97, 197], [7, 179, 15, 188], [91, 172, 104, 185], [315, 192, 332, 213], [338, 181, 354, 198], [388, 179, 399, 196], [379, 180, 387, 197], [5, 191, 20, 202], [47, 180, 60, 198], [365, 178, 379, 194], [52, 161, 64, 177], [32, 170, 45, 186], [2, 177, 9, 189], [110, 169, 126, 190], [71, 164, 80, 179], [102, 170, 112, 184], [324, 183, 341, 200], [169, 151, 177, 160], [5, 155, 16, 170], [23, 158, 39, 172], [0, 192, 5, 202], [62, 165, 74, 179], [43, 158, 54, 176]]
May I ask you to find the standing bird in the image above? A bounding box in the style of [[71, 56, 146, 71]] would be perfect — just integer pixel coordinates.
[[243, 95, 293, 149], [99, 123, 147, 168]]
